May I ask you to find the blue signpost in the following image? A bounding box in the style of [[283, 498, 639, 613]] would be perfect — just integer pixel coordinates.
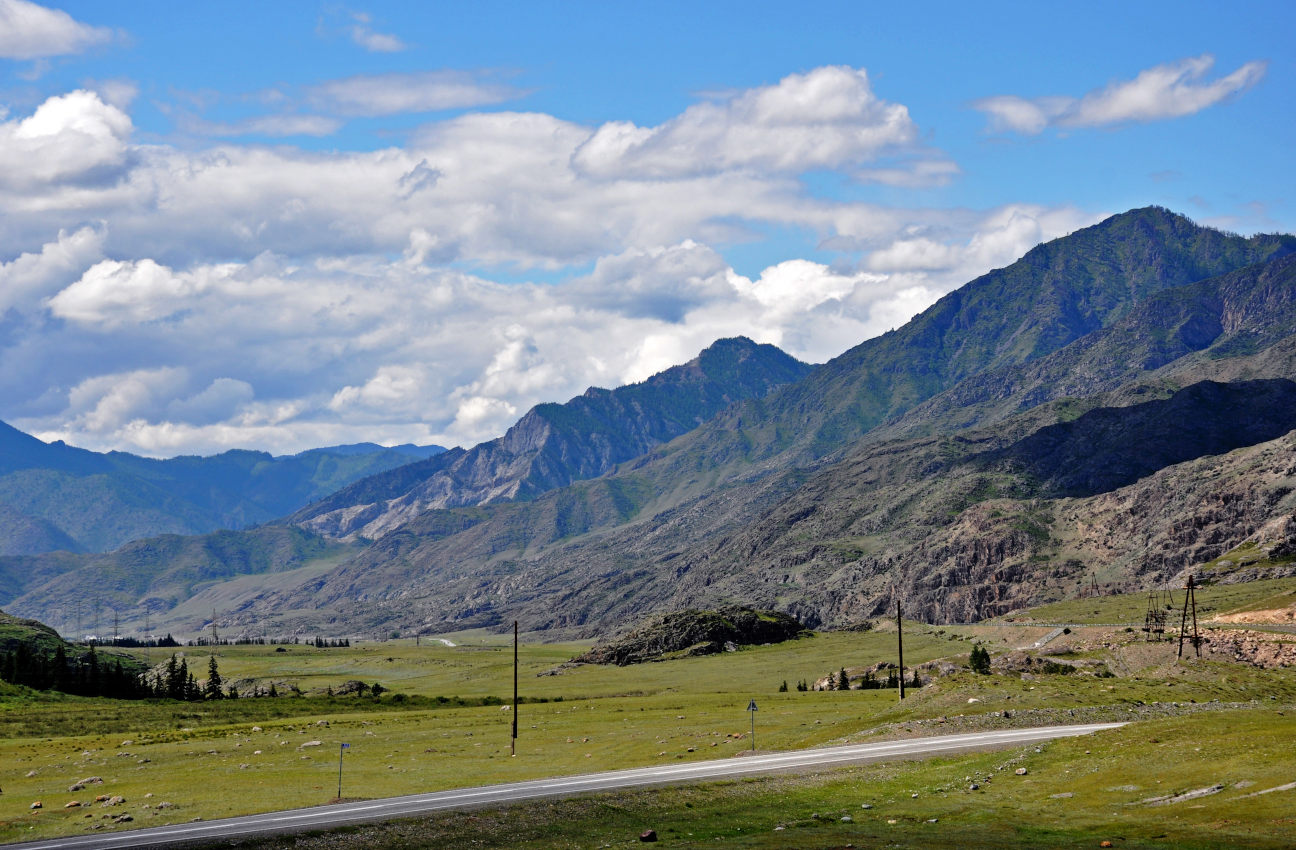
[[746, 699, 757, 751]]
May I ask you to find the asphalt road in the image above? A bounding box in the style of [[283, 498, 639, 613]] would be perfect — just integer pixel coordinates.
[[6, 722, 1124, 850]]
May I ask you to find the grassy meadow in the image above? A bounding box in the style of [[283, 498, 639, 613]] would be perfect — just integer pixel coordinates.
[[0, 592, 1294, 848]]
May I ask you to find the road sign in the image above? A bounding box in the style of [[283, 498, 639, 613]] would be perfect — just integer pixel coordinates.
[[747, 699, 758, 711], [746, 699, 757, 751]]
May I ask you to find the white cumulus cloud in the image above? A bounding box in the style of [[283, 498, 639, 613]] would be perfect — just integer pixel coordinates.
[[0, 89, 132, 188], [573, 66, 919, 178], [0, 0, 114, 59], [975, 55, 1267, 134]]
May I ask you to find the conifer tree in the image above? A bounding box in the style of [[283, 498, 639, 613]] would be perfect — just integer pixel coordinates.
[[204, 655, 223, 700]]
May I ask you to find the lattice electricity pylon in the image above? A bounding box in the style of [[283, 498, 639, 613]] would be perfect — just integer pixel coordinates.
[[1143, 589, 1167, 641], [1177, 575, 1203, 659]]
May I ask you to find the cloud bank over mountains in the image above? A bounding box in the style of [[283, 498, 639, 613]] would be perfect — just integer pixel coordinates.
[[0, 4, 1273, 458]]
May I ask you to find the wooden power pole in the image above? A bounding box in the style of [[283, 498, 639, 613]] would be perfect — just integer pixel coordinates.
[[511, 621, 519, 756], [896, 599, 905, 701]]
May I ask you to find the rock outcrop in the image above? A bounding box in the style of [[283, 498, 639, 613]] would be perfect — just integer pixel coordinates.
[[574, 607, 806, 665]]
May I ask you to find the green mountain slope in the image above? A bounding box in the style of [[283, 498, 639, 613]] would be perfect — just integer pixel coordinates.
[[628, 208, 1294, 492], [292, 336, 811, 540], [1, 526, 354, 637]]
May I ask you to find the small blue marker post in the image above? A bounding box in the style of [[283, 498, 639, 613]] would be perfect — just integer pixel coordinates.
[[337, 742, 349, 799]]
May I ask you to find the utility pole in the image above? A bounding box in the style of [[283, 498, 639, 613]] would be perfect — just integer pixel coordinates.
[[896, 599, 905, 700], [511, 621, 518, 756], [1177, 575, 1202, 659], [337, 742, 349, 799]]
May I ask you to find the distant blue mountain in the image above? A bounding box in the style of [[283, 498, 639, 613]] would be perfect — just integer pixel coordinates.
[[294, 442, 444, 460], [0, 425, 445, 555]]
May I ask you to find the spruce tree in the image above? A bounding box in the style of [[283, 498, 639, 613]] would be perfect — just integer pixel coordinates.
[[204, 655, 224, 700]]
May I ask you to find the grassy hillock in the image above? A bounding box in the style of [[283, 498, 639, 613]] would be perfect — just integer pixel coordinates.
[[574, 607, 808, 664], [0, 609, 65, 656]]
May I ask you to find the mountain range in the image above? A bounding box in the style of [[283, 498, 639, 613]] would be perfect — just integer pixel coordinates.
[[4, 207, 1296, 639], [0, 430, 443, 555]]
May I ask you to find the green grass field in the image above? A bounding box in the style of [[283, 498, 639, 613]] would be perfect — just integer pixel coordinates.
[[996, 575, 1296, 625], [232, 709, 1296, 850], [1, 613, 1294, 848]]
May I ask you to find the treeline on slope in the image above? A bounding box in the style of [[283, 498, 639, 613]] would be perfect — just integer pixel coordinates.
[[0, 641, 147, 698]]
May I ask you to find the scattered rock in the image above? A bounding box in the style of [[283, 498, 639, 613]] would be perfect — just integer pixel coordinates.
[[1101, 842, 1113, 848], [967, 698, 980, 704], [1140, 784, 1225, 806], [1015, 767, 1029, 775], [252, 726, 262, 732], [860, 803, 873, 809], [639, 828, 657, 842], [1050, 792, 1074, 799], [300, 740, 323, 748], [113, 814, 133, 823], [65, 801, 81, 808], [69, 777, 103, 792], [25, 770, 37, 777], [840, 815, 853, 823], [969, 784, 980, 791], [30, 801, 41, 809], [101, 796, 126, 807]]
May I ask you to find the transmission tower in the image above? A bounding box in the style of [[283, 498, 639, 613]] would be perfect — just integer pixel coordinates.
[[1177, 575, 1203, 659]]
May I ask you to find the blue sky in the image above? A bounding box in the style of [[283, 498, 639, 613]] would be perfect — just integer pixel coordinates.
[[1, 0, 1292, 456]]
